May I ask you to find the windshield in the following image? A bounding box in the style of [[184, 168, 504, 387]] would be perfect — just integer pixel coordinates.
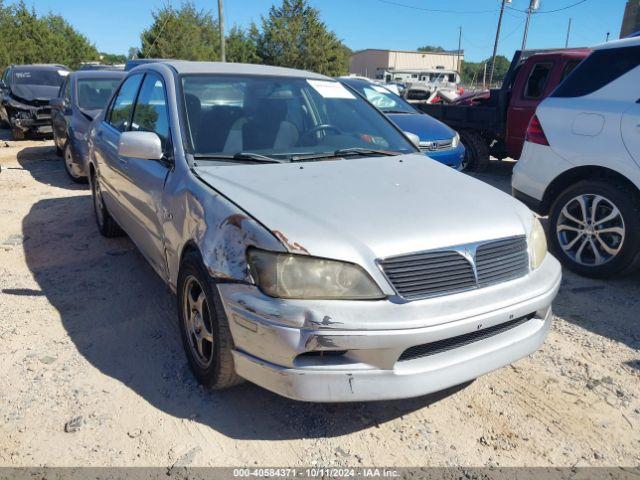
[[347, 82, 416, 114], [13, 69, 68, 87], [77, 78, 122, 109], [181, 75, 415, 160]]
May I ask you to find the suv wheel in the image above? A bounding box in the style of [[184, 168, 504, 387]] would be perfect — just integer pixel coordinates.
[[549, 180, 640, 278], [459, 129, 490, 172], [63, 143, 87, 184], [90, 170, 124, 237], [177, 251, 243, 390]]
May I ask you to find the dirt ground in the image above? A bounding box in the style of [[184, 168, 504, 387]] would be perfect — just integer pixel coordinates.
[[0, 131, 639, 468]]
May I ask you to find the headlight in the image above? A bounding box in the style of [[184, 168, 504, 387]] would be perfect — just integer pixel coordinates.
[[528, 216, 547, 270], [451, 132, 460, 148], [247, 249, 385, 300]]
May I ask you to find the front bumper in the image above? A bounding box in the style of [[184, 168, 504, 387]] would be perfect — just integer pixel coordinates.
[[218, 254, 561, 402], [11, 113, 53, 134], [422, 143, 465, 168]]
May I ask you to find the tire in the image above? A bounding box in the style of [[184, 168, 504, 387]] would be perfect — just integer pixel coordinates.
[[11, 126, 25, 141], [548, 179, 640, 278], [177, 250, 243, 390], [459, 129, 490, 172], [90, 169, 124, 237], [63, 142, 88, 184], [53, 132, 63, 156]]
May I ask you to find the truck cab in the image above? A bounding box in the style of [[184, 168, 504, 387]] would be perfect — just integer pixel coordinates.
[[505, 50, 587, 159]]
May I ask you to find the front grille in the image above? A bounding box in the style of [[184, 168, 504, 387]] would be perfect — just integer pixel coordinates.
[[379, 236, 529, 301], [398, 313, 535, 362], [476, 237, 529, 287], [420, 138, 453, 151], [379, 250, 476, 300]]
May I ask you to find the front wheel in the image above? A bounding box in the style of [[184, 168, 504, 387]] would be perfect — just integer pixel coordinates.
[[63, 143, 88, 184], [11, 126, 25, 141], [177, 251, 243, 390], [548, 180, 640, 278]]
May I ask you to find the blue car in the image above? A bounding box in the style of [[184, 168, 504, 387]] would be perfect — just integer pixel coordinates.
[[51, 70, 125, 183], [340, 77, 465, 169]]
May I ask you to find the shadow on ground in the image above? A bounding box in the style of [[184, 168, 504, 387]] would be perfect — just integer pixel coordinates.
[[15, 145, 87, 190], [19, 193, 465, 440]]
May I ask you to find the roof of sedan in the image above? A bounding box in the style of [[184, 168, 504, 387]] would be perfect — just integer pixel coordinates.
[[156, 60, 330, 80], [12, 64, 69, 71]]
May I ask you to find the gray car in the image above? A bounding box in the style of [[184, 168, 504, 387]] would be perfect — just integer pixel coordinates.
[[87, 61, 561, 402], [51, 70, 125, 182]]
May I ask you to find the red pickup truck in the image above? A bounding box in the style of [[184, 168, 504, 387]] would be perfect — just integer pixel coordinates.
[[417, 48, 591, 171]]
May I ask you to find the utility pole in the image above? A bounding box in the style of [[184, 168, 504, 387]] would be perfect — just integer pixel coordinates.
[[482, 61, 487, 89], [489, 0, 510, 86], [521, 0, 540, 52], [457, 26, 462, 74], [565, 18, 572, 48], [218, 0, 226, 62]]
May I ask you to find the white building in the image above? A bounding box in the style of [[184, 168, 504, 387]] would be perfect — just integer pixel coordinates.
[[349, 49, 464, 80]]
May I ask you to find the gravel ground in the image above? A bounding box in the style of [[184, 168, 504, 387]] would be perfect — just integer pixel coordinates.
[[0, 132, 638, 467]]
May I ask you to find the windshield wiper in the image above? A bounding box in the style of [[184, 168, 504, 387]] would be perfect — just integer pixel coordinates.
[[192, 152, 286, 164], [383, 110, 413, 114], [290, 148, 399, 162]]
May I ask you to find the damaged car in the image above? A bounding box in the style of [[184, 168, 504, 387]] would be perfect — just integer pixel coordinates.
[[87, 61, 561, 402], [0, 64, 70, 140]]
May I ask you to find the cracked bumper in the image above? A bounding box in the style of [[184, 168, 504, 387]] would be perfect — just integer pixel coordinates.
[[217, 255, 561, 402]]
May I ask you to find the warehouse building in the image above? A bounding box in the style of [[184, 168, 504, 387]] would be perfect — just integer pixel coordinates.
[[349, 49, 463, 80]]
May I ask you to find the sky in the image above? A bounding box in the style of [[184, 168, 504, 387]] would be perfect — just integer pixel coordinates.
[[10, 0, 628, 62]]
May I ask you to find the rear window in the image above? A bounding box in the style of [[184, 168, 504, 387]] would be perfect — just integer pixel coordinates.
[[553, 45, 640, 98], [524, 63, 552, 99]]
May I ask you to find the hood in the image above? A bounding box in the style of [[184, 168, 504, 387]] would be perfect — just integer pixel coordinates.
[[10, 84, 60, 103], [195, 154, 533, 269], [388, 113, 455, 142]]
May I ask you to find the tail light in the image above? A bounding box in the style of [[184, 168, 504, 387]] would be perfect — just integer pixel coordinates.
[[525, 115, 549, 146]]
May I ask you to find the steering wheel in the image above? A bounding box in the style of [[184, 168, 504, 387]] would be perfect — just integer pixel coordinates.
[[300, 124, 343, 144]]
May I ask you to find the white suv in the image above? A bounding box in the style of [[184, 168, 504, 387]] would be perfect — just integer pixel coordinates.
[[512, 37, 640, 278]]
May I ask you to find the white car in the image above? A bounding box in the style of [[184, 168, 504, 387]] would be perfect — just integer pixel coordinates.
[[512, 37, 640, 278]]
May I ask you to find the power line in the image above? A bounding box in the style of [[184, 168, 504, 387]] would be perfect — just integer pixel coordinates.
[[373, 0, 498, 15], [507, 0, 588, 14]]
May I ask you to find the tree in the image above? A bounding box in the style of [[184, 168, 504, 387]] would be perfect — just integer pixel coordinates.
[[100, 52, 128, 65], [417, 45, 446, 53], [140, 2, 220, 60], [225, 25, 260, 64], [0, 0, 98, 70], [257, 0, 349, 76], [460, 55, 511, 87]]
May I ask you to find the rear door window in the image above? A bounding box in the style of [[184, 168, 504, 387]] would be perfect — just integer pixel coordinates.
[[553, 45, 640, 98], [523, 63, 552, 99], [107, 74, 143, 132]]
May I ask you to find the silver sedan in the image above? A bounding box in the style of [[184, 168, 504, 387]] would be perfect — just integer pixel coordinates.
[[86, 61, 561, 402]]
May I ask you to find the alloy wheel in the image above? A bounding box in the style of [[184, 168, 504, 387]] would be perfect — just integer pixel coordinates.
[[92, 175, 105, 227], [556, 194, 625, 266], [64, 145, 83, 179], [182, 275, 215, 369]]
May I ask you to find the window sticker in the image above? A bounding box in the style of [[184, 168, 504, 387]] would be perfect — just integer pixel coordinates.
[[58, 70, 70, 77], [307, 79, 355, 99]]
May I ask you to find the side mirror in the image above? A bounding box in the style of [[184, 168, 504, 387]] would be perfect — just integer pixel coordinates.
[[118, 131, 163, 160], [50, 97, 65, 109], [404, 131, 421, 149]]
